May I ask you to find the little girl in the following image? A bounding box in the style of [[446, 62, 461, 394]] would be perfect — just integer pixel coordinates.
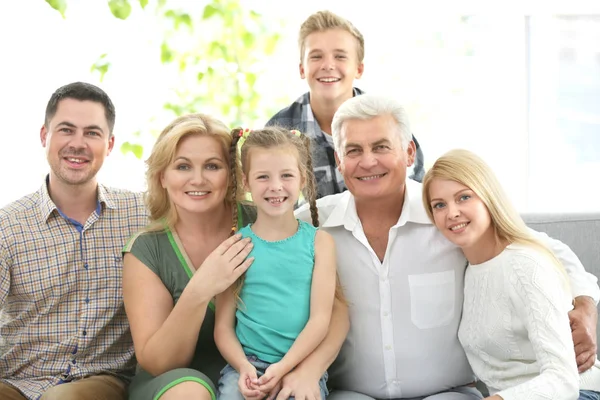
[[423, 149, 600, 400], [215, 127, 337, 399]]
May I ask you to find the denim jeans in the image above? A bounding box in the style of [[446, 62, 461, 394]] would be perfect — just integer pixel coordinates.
[[579, 390, 600, 400], [218, 355, 329, 399]]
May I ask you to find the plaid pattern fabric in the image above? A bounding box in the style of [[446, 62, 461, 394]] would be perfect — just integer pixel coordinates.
[[267, 88, 425, 199], [0, 179, 148, 400]]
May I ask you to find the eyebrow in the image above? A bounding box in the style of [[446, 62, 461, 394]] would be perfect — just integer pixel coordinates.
[[174, 156, 224, 163], [252, 168, 296, 175], [56, 121, 105, 133], [371, 139, 392, 147], [344, 138, 391, 149]]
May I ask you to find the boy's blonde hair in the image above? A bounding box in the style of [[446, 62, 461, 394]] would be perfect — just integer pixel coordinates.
[[298, 10, 365, 63]]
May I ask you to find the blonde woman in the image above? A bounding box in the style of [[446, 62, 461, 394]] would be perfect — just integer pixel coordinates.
[[423, 149, 600, 400], [122, 114, 255, 400]]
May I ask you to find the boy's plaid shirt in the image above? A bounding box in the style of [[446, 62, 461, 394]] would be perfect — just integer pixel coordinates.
[[0, 180, 148, 399], [266, 87, 425, 199]]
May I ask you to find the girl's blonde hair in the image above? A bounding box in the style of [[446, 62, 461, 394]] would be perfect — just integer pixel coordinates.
[[422, 149, 566, 279], [144, 113, 232, 232]]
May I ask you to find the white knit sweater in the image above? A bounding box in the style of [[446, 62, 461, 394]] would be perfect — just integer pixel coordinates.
[[458, 244, 600, 400]]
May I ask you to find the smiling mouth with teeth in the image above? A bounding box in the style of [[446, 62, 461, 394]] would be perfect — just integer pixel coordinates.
[[450, 222, 469, 231], [267, 197, 286, 204], [357, 174, 386, 181], [65, 157, 88, 164], [187, 191, 209, 196], [318, 78, 340, 83]]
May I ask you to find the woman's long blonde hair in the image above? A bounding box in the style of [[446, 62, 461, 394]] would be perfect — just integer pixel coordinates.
[[422, 149, 566, 279], [144, 113, 232, 232]]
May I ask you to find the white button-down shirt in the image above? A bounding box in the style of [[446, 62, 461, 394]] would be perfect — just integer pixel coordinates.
[[295, 179, 600, 399]]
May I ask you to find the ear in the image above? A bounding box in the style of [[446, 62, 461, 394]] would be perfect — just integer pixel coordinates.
[[242, 173, 250, 192], [40, 125, 48, 147], [107, 135, 115, 155], [355, 62, 364, 79], [299, 62, 306, 79], [406, 140, 417, 167], [334, 151, 343, 173], [160, 172, 166, 189]]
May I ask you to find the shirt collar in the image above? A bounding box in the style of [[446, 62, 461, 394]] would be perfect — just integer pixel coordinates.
[[38, 175, 116, 222], [321, 179, 432, 230]]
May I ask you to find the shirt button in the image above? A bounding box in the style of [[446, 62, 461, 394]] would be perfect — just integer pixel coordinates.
[[85, 298, 89, 304], [82, 330, 87, 336], [385, 345, 392, 350], [383, 311, 389, 317], [84, 263, 88, 269]]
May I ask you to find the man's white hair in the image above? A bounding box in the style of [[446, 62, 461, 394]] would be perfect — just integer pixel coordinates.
[[331, 94, 412, 153]]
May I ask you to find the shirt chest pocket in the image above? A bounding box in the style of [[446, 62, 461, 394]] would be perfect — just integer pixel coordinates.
[[408, 270, 456, 330]]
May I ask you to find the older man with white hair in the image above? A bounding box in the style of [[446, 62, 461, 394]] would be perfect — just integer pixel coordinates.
[[272, 94, 600, 400]]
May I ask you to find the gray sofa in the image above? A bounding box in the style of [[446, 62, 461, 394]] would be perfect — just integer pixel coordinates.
[[476, 212, 600, 395]]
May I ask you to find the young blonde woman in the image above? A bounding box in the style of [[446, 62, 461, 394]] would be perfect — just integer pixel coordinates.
[[423, 149, 600, 400]]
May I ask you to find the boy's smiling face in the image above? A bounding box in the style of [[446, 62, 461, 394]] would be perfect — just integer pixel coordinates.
[[300, 28, 364, 106]]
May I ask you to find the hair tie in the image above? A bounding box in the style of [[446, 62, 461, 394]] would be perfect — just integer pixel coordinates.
[[238, 128, 251, 148], [290, 129, 302, 137]]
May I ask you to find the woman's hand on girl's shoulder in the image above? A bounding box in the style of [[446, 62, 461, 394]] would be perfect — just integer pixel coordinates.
[[189, 233, 254, 301]]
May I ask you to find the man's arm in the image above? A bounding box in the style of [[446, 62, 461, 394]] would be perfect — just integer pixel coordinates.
[[530, 229, 600, 302], [530, 228, 599, 371]]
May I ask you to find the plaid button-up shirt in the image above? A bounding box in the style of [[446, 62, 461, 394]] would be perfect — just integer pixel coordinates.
[[266, 88, 425, 199], [0, 179, 148, 399]]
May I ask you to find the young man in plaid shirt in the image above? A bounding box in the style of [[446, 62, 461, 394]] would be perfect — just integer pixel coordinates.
[[0, 82, 148, 400]]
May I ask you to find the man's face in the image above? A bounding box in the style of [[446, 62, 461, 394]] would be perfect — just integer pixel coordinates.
[[41, 98, 114, 187], [300, 28, 364, 105], [335, 114, 416, 201]]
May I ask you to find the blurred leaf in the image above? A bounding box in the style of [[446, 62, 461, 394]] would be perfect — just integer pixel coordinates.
[[121, 141, 144, 159], [163, 102, 185, 115], [233, 94, 243, 107], [108, 0, 132, 20], [139, 0, 148, 8], [242, 32, 254, 48], [202, 4, 219, 19], [45, 0, 67, 18], [90, 54, 111, 82], [178, 59, 187, 71], [197, 72, 205, 81], [164, 10, 192, 29], [178, 13, 192, 29], [265, 33, 280, 54], [245, 72, 256, 87], [161, 42, 173, 63]]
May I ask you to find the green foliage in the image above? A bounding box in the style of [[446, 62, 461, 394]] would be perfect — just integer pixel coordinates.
[[45, 0, 67, 17], [46, 0, 282, 159], [121, 141, 144, 159], [108, 0, 132, 20], [90, 53, 111, 82], [159, 0, 281, 128]]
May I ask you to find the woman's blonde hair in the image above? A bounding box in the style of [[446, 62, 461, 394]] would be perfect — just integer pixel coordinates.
[[422, 149, 566, 278], [144, 113, 232, 231]]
